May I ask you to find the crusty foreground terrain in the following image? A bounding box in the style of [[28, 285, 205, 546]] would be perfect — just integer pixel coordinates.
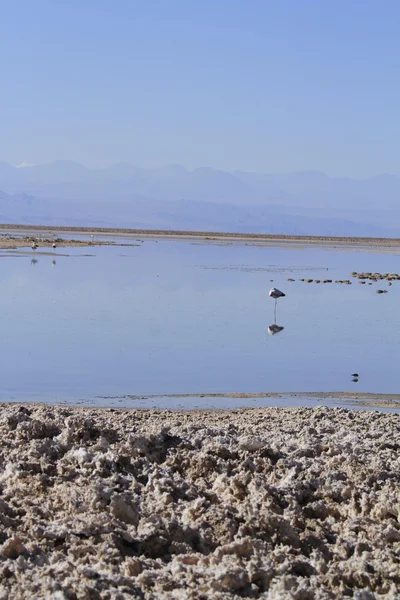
[[0, 405, 399, 599]]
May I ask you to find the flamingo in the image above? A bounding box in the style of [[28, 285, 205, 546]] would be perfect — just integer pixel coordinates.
[[269, 287, 285, 299], [269, 287, 285, 320]]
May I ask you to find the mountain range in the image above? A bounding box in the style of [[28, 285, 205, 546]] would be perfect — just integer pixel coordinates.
[[0, 160, 399, 236]]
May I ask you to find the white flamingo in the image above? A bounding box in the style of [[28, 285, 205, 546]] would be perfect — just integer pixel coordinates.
[[269, 287, 285, 320], [269, 287, 285, 300]]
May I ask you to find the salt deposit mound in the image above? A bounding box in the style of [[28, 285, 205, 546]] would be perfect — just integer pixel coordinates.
[[0, 404, 398, 599]]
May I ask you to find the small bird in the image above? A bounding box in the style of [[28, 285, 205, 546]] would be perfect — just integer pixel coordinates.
[[31, 241, 38, 250], [351, 373, 359, 378], [52, 243, 56, 248]]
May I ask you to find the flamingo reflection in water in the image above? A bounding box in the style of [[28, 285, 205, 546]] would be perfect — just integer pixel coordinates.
[[268, 324, 284, 336]]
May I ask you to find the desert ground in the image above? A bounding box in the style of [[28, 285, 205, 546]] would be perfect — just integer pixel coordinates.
[[0, 403, 398, 599]]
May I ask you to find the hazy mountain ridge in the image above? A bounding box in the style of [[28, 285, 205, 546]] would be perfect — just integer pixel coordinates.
[[0, 161, 400, 235]]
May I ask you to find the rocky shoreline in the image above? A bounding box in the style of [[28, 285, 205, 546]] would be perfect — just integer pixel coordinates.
[[0, 404, 399, 599]]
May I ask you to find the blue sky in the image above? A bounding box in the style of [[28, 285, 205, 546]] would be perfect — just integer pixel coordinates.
[[1, 0, 400, 176]]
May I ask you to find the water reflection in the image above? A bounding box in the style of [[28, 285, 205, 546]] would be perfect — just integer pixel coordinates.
[[268, 324, 284, 336], [30, 258, 38, 266]]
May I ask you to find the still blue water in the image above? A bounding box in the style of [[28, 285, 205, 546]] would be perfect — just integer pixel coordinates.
[[1, 238, 399, 405]]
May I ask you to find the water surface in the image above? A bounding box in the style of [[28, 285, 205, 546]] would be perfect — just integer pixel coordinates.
[[1, 238, 399, 407]]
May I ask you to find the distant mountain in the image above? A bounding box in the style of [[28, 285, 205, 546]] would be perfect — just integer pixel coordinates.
[[0, 160, 400, 235]]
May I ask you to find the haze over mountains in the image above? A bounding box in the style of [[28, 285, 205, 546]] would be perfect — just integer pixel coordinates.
[[0, 160, 399, 236]]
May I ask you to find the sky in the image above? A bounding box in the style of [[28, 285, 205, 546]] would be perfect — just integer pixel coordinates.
[[1, 0, 400, 177]]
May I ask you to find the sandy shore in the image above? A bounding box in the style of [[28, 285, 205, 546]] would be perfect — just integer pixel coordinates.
[[0, 404, 398, 599], [103, 391, 400, 410], [0, 233, 117, 250], [1, 223, 400, 249]]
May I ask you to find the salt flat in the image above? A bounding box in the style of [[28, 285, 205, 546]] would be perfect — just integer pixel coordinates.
[[0, 404, 398, 599]]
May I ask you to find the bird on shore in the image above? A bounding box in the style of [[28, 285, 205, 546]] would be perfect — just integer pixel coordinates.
[[31, 241, 38, 250], [52, 243, 56, 248]]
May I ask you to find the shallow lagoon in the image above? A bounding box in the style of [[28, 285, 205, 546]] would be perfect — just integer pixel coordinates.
[[1, 237, 399, 407]]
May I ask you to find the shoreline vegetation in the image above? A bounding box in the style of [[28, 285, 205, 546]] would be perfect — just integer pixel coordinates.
[[0, 403, 398, 598]]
